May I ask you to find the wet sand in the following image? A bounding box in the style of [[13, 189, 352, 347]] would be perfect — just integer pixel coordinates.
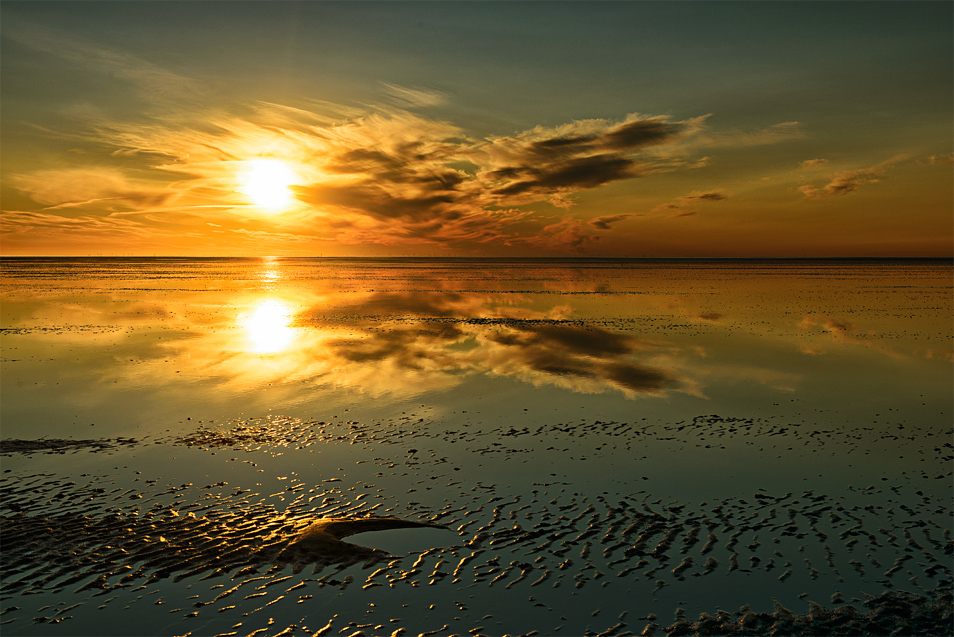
[[2, 412, 951, 636]]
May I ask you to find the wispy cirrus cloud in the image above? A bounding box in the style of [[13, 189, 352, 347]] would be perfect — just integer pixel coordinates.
[[380, 82, 449, 108], [695, 121, 804, 148], [0, 209, 170, 255], [651, 190, 728, 216], [4, 20, 206, 109], [798, 158, 829, 170], [9, 168, 173, 211]]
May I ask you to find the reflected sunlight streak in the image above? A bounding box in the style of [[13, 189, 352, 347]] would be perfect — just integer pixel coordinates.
[[260, 257, 283, 284]]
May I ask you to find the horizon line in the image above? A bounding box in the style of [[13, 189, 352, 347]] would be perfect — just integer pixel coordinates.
[[1, 255, 951, 261]]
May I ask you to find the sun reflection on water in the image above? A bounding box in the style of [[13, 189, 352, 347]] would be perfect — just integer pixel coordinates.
[[243, 299, 295, 354], [259, 257, 283, 284]]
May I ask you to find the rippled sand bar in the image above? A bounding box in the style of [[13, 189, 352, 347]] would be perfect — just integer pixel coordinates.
[[1, 258, 951, 636]]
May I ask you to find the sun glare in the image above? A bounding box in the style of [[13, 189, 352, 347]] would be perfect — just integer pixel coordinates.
[[244, 299, 295, 353], [240, 159, 297, 209]]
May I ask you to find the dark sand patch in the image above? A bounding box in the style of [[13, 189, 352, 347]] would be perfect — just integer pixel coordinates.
[[0, 438, 138, 455], [657, 587, 952, 636]]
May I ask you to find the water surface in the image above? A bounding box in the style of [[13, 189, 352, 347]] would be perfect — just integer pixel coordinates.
[[1, 258, 951, 636]]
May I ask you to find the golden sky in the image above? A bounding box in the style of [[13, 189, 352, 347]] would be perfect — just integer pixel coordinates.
[[1, 2, 952, 257]]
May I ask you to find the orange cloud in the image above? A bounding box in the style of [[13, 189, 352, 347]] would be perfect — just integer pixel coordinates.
[[799, 167, 885, 199], [9, 168, 172, 211], [928, 152, 954, 166], [798, 157, 906, 200]]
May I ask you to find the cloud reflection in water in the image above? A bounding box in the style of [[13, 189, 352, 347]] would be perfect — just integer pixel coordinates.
[[296, 290, 684, 398]]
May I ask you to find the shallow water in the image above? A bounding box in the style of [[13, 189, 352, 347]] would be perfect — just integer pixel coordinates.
[[1, 258, 951, 636]]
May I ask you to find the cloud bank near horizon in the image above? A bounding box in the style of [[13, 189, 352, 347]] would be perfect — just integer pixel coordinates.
[[5, 100, 796, 253]]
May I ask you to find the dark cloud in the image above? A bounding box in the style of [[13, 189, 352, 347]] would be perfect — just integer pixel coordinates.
[[527, 134, 599, 158], [480, 115, 692, 206], [589, 214, 634, 230], [690, 192, 727, 202], [511, 116, 683, 162], [602, 118, 683, 151], [295, 183, 458, 220], [491, 155, 639, 197], [600, 361, 669, 392]]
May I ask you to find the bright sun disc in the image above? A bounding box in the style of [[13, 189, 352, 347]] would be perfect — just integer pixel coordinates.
[[240, 159, 297, 209]]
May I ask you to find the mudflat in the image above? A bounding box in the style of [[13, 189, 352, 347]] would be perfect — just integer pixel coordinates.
[[1, 258, 951, 636]]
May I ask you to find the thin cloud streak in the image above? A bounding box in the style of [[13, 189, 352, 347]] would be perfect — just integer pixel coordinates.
[[652, 190, 728, 216], [4, 20, 206, 109], [380, 82, 449, 108], [695, 121, 804, 149]]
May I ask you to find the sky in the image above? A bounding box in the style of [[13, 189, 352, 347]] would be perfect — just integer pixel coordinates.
[[1, 1, 952, 257]]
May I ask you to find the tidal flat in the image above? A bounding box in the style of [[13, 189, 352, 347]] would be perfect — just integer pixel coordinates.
[[1, 258, 951, 636]]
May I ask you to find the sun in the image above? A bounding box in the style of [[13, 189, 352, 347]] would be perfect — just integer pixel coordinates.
[[239, 159, 298, 209]]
